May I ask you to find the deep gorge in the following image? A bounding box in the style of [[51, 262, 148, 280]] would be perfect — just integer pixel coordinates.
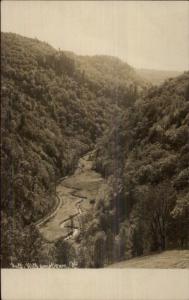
[[1, 32, 189, 268]]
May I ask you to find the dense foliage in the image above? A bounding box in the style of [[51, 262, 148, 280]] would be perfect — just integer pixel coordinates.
[[2, 33, 188, 268], [1, 33, 143, 267], [88, 73, 189, 266]]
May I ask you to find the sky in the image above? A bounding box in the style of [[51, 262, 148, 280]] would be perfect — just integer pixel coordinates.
[[1, 1, 189, 71]]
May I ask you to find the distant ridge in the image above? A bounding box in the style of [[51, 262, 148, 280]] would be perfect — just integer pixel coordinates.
[[137, 68, 183, 85]]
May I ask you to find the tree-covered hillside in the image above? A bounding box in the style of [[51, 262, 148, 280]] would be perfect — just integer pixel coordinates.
[[74, 54, 147, 96], [2, 32, 188, 268], [1, 32, 143, 267], [91, 73, 189, 265]]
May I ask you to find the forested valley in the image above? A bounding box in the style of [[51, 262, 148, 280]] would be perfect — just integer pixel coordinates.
[[1, 33, 189, 268]]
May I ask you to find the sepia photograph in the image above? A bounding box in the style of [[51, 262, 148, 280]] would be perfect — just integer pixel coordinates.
[[1, 0, 189, 299]]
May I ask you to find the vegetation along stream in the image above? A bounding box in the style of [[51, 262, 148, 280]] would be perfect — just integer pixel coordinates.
[[38, 151, 105, 242]]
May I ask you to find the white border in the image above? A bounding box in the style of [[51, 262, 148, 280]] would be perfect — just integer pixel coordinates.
[[1, 269, 189, 300]]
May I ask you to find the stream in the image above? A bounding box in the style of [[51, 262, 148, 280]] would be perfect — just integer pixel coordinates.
[[38, 151, 105, 242]]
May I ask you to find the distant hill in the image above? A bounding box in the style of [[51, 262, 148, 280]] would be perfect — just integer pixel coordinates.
[[63, 52, 148, 102], [137, 68, 182, 85], [76, 55, 147, 89]]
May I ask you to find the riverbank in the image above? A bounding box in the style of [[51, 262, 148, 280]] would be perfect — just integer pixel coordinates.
[[38, 151, 105, 242]]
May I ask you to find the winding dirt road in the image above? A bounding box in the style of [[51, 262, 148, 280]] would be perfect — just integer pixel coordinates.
[[38, 151, 105, 242]]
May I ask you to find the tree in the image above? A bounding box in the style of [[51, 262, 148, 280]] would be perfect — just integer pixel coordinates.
[[94, 232, 106, 268], [55, 239, 75, 266], [119, 226, 127, 259], [106, 230, 115, 264], [138, 182, 176, 251], [170, 193, 189, 249]]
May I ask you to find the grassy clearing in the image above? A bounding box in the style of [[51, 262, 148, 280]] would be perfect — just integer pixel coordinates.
[[39, 153, 105, 241], [107, 250, 189, 268]]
